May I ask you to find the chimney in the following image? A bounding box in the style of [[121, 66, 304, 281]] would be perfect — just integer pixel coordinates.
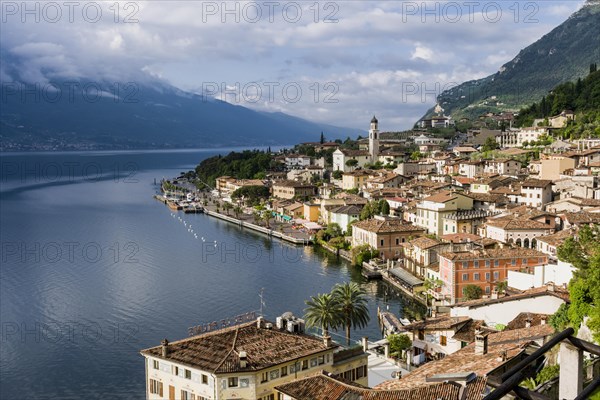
[[547, 282, 555, 292], [323, 335, 332, 347], [496, 351, 508, 363], [525, 319, 532, 328], [257, 316, 264, 329], [362, 337, 369, 352], [474, 331, 488, 355], [239, 351, 248, 368], [541, 316, 547, 325], [161, 339, 169, 358]]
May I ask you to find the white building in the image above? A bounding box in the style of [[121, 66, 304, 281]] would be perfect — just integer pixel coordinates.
[[519, 179, 553, 208], [508, 261, 575, 290], [140, 316, 368, 400], [450, 284, 569, 326]]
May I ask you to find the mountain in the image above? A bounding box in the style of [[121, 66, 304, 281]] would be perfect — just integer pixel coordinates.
[[0, 78, 364, 151], [422, 1, 600, 122]]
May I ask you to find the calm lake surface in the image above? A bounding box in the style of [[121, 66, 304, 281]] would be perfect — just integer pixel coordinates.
[[0, 149, 422, 399]]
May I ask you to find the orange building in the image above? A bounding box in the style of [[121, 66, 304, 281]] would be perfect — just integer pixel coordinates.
[[438, 248, 548, 304]]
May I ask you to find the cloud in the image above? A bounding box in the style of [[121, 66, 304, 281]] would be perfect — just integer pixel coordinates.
[[0, 0, 582, 130]]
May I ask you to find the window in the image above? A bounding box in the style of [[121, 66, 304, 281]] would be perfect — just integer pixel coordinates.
[[396, 238, 399, 245], [302, 360, 309, 370], [185, 369, 192, 379], [181, 390, 191, 400], [149, 379, 163, 396], [511, 259, 516, 265], [261, 372, 269, 383], [318, 355, 325, 365], [240, 378, 249, 388], [228, 377, 238, 387], [485, 272, 490, 281], [270, 370, 280, 380], [202, 374, 208, 384], [485, 260, 490, 267], [474, 260, 479, 268], [523, 258, 527, 264], [485, 286, 491, 294], [281, 366, 288, 377], [173, 366, 179, 376], [494, 271, 499, 280], [440, 335, 447, 346], [380, 239, 384, 246], [462, 261, 468, 269], [310, 358, 318, 367], [153, 360, 159, 370], [462, 273, 468, 281], [494, 260, 499, 267], [473, 273, 480, 281]]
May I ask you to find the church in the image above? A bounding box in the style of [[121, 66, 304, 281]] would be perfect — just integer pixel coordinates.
[[333, 116, 380, 172]]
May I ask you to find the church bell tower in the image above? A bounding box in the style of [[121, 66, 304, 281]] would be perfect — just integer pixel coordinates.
[[369, 115, 379, 162]]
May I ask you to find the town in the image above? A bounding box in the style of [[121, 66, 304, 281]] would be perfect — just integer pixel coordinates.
[[148, 72, 600, 400]]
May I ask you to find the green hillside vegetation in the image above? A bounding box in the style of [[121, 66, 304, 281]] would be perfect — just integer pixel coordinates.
[[515, 69, 600, 138], [423, 2, 600, 122], [193, 150, 280, 188]]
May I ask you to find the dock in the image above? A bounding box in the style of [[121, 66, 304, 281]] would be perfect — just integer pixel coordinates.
[[361, 261, 383, 280], [378, 308, 407, 336]]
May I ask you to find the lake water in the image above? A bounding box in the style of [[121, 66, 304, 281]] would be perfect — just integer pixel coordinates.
[[0, 149, 423, 399]]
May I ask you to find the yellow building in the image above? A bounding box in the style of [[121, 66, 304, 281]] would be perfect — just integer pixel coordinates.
[[416, 191, 474, 237], [140, 315, 368, 400], [303, 203, 320, 222], [342, 170, 371, 190]]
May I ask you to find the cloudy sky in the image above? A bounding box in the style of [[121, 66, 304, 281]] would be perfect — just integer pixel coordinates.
[[0, 0, 585, 131]]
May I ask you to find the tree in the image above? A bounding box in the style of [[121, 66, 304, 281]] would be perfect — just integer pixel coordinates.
[[222, 202, 232, 215], [304, 293, 341, 340], [320, 132, 325, 144], [410, 151, 423, 160], [325, 223, 343, 240], [332, 282, 371, 345], [463, 284, 483, 300], [332, 170, 343, 180], [482, 136, 499, 152], [387, 334, 412, 358], [380, 200, 390, 216], [233, 205, 242, 219], [345, 159, 359, 169], [496, 281, 508, 294]]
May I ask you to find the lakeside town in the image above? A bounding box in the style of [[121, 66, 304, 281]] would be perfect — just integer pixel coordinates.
[[146, 101, 600, 400]]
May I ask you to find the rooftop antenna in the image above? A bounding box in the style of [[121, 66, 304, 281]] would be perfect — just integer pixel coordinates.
[[259, 288, 266, 317]]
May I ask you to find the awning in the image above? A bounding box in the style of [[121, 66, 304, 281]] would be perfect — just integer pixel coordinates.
[[389, 268, 424, 287], [303, 222, 323, 230], [283, 215, 292, 221]]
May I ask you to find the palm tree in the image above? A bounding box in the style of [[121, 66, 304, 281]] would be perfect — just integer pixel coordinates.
[[304, 293, 341, 341], [332, 282, 370, 346], [233, 205, 242, 219], [223, 202, 232, 215]]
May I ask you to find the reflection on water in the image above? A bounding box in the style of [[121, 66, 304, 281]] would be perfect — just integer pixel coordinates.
[[0, 150, 420, 399]]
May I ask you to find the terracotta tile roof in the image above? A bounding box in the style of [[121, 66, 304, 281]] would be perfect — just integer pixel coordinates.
[[375, 325, 554, 391], [402, 316, 471, 331], [140, 321, 335, 374], [440, 247, 547, 261], [563, 211, 600, 225], [408, 237, 441, 249], [521, 179, 552, 188], [536, 229, 573, 247], [273, 180, 316, 188], [339, 149, 370, 157], [450, 285, 569, 308], [353, 218, 425, 234], [506, 313, 551, 330], [330, 205, 363, 215], [452, 320, 494, 343], [422, 190, 458, 203], [440, 233, 486, 244], [465, 192, 508, 204], [454, 147, 478, 152], [275, 371, 488, 400], [485, 216, 551, 230]]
